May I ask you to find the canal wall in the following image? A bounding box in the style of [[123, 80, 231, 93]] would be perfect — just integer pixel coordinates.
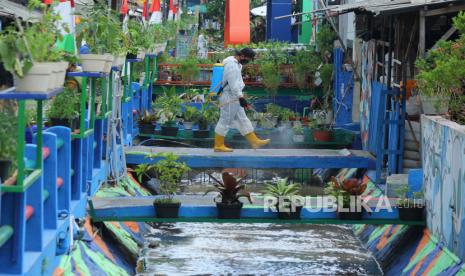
[[354, 114, 465, 276], [421, 115, 465, 260]]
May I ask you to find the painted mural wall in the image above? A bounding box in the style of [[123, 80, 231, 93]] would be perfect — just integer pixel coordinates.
[[422, 115, 465, 260]]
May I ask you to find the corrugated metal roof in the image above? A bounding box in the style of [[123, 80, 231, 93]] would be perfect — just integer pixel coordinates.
[[328, 0, 462, 16], [0, 0, 41, 21]]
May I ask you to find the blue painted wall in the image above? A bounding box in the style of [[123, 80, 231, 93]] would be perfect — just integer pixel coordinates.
[[266, 0, 292, 42]]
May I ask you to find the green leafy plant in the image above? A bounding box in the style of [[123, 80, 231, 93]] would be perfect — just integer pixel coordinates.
[[154, 87, 183, 124], [293, 123, 304, 135], [139, 110, 158, 124], [76, 4, 122, 55], [264, 178, 301, 197], [396, 186, 424, 208], [260, 61, 280, 96], [147, 153, 191, 203], [0, 101, 18, 175], [133, 164, 154, 184], [46, 87, 80, 120], [183, 105, 200, 122], [416, 11, 465, 124], [0, 0, 66, 77], [178, 57, 200, 87], [291, 49, 321, 90], [204, 172, 252, 204]]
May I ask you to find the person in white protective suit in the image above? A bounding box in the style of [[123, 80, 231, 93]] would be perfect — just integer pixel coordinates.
[[214, 48, 270, 152], [197, 31, 208, 59]]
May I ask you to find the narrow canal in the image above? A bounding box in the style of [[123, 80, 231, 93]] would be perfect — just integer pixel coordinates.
[[137, 172, 382, 275], [140, 223, 382, 275]]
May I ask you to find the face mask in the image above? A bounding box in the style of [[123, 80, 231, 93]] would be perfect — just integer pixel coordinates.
[[240, 58, 250, 65]]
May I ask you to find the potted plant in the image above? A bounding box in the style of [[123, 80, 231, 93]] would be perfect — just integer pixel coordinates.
[[325, 177, 367, 220], [0, 103, 17, 182], [414, 12, 465, 122], [309, 114, 334, 143], [76, 4, 120, 73], [178, 57, 200, 88], [292, 122, 305, 143], [150, 153, 191, 218], [133, 164, 154, 186], [396, 187, 425, 221], [278, 108, 294, 128], [182, 105, 200, 130], [46, 87, 80, 130], [193, 102, 218, 138], [0, 1, 68, 92], [291, 49, 321, 90], [260, 61, 280, 97], [155, 87, 182, 136], [138, 111, 158, 134], [264, 178, 302, 220], [205, 172, 252, 219]]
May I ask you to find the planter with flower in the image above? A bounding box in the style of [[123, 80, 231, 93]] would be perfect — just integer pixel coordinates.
[[325, 177, 367, 220], [204, 172, 252, 219], [148, 153, 191, 218]]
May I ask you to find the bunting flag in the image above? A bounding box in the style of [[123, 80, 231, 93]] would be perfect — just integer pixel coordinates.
[[54, 0, 76, 54], [149, 0, 162, 24], [120, 0, 129, 15], [142, 0, 148, 19], [168, 0, 177, 21]]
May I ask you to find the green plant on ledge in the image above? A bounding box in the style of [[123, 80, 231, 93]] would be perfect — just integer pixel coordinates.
[[46, 87, 80, 126], [147, 152, 191, 204], [0, 0, 66, 77], [0, 101, 18, 180], [183, 106, 200, 123], [416, 11, 465, 124], [76, 3, 121, 55], [264, 178, 301, 198], [154, 86, 183, 124]]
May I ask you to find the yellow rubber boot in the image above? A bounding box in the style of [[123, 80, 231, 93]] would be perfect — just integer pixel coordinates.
[[214, 134, 233, 152], [245, 132, 270, 149]]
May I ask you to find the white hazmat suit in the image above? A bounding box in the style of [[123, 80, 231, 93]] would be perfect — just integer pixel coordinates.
[[214, 56, 254, 137]]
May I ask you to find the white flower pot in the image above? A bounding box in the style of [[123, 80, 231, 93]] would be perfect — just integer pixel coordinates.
[[183, 121, 194, 130], [112, 54, 126, 67], [14, 62, 55, 92], [41, 62, 62, 90], [280, 121, 292, 128], [137, 50, 146, 59], [420, 95, 449, 114], [80, 54, 112, 73], [55, 61, 69, 89], [293, 134, 305, 143], [152, 43, 167, 55]]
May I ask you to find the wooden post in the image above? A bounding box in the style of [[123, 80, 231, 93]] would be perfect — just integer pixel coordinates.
[[419, 9, 425, 57]]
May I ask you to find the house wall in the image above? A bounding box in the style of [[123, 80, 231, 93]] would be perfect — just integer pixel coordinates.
[[421, 115, 465, 260]]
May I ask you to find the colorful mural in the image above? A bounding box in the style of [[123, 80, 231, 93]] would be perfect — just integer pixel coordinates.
[[422, 116, 465, 260], [360, 40, 376, 150]]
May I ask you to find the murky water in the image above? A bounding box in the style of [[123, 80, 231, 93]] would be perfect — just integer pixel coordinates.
[[140, 223, 382, 276]]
